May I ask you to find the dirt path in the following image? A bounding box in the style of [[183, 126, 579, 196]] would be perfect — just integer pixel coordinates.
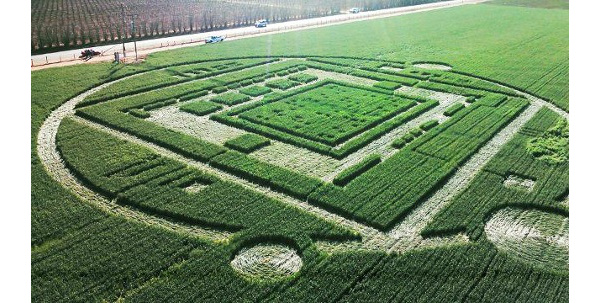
[[31, 0, 486, 70]]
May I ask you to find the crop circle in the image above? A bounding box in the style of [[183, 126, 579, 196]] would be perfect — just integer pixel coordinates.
[[485, 207, 568, 272], [230, 244, 302, 280]]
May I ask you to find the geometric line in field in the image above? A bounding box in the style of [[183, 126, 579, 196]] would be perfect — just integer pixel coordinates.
[[36, 76, 232, 242], [233, 82, 417, 146], [37, 56, 570, 257]]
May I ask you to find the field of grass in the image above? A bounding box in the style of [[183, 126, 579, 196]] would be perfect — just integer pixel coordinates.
[[31, 2, 568, 302], [239, 83, 415, 145], [487, 0, 569, 10], [148, 4, 569, 111]]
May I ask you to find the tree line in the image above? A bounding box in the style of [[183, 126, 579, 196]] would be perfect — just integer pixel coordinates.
[[31, 0, 443, 53]]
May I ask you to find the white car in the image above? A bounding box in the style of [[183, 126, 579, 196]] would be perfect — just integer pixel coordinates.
[[350, 8, 360, 14], [255, 19, 268, 28], [205, 36, 225, 43]]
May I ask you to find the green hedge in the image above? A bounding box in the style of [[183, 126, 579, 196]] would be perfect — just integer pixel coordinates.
[[443, 103, 466, 116], [391, 138, 405, 149], [224, 133, 270, 153], [212, 86, 227, 93], [478, 94, 508, 107], [333, 154, 381, 186], [420, 119, 439, 131], [239, 85, 272, 97], [180, 101, 223, 116], [129, 108, 150, 119], [289, 73, 318, 83], [210, 92, 251, 105], [142, 99, 176, 111], [179, 90, 209, 101], [374, 81, 403, 90], [209, 151, 323, 199], [265, 79, 301, 90]]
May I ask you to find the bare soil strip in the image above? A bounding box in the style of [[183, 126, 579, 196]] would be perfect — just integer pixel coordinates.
[[251, 142, 341, 178], [149, 106, 247, 145], [413, 63, 452, 71], [504, 175, 536, 192]]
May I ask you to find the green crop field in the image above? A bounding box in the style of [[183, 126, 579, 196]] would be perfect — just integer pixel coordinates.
[[31, 2, 568, 302]]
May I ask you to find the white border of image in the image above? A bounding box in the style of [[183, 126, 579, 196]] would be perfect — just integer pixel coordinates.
[[570, 1, 600, 302], [0, 0, 597, 301]]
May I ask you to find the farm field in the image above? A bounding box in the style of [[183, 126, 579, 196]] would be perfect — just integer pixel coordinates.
[[31, 0, 444, 53], [31, 2, 569, 302]]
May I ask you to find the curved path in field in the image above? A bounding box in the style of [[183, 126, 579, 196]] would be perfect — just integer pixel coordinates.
[[36, 58, 568, 255], [36, 74, 232, 242]]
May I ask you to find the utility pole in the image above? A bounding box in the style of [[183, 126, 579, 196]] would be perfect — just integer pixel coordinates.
[[121, 3, 126, 57], [128, 13, 139, 61]]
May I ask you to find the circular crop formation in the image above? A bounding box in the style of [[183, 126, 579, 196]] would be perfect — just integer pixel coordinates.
[[485, 207, 568, 271], [231, 244, 303, 280], [39, 56, 569, 278]]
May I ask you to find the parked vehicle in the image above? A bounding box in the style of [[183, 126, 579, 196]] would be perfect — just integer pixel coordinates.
[[350, 7, 360, 14], [79, 49, 101, 61], [255, 19, 268, 28], [205, 35, 225, 43]]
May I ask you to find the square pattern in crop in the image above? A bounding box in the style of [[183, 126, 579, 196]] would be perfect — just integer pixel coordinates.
[[236, 83, 416, 146], [71, 56, 540, 235]]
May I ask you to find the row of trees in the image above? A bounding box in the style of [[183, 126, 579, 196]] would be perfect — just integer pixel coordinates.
[[31, 0, 443, 53]]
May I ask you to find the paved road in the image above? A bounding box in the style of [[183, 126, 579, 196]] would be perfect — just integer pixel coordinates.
[[31, 0, 486, 69]]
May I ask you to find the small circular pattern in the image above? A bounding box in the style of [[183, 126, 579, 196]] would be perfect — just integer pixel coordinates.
[[231, 244, 303, 280], [485, 207, 568, 272]]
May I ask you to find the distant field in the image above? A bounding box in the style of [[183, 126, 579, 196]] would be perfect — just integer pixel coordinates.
[[146, 4, 569, 110], [487, 0, 569, 9], [30, 0, 443, 53], [32, 3, 568, 302]]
